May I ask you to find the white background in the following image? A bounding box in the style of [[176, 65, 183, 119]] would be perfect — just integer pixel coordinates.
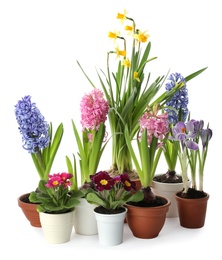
[[0, 0, 220, 258]]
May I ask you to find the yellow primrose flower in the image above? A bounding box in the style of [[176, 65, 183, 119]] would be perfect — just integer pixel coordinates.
[[117, 9, 127, 24], [115, 46, 126, 58], [134, 30, 149, 43], [122, 58, 131, 68], [134, 71, 140, 82]]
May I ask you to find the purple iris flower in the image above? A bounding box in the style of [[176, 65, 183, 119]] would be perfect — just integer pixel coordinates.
[[15, 95, 50, 153], [165, 73, 188, 124]]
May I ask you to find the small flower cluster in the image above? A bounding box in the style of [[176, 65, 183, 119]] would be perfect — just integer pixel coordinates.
[[85, 171, 143, 210], [15, 95, 50, 153], [45, 172, 72, 189], [91, 171, 135, 191]]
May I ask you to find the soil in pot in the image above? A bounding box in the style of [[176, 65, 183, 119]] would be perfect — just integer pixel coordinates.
[[94, 206, 126, 214], [176, 187, 207, 199], [127, 196, 167, 207], [153, 170, 182, 183]]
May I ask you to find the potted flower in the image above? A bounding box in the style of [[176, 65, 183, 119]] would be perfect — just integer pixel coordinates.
[[66, 88, 109, 184], [84, 171, 144, 245], [65, 88, 109, 235], [152, 72, 190, 217], [124, 104, 171, 238], [15, 95, 64, 227], [29, 172, 83, 243], [77, 10, 207, 181], [169, 119, 212, 228]]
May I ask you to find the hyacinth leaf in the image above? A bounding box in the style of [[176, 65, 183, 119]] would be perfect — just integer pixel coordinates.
[[65, 154, 78, 191], [31, 153, 45, 180], [139, 129, 150, 187], [151, 147, 162, 179], [71, 119, 88, 183], [71, 120, 87, 163], [152, 67, 208, 109], [44, 123, 64, 179], [88, 123, 105, 175], [66, 155, 74, 175], [185, 67, 207, 82], [164, 140, 179, 171], [42, 122, 52, 167]]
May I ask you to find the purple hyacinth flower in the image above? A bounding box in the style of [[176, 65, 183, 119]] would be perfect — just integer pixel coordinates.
[[165, 72, 188, 124], [15, 95, 50, 153]]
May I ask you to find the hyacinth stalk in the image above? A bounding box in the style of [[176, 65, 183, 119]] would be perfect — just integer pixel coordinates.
[[66, 89, 109, 185], [30, 122, 64, 180], [15, 95, 64, 181], [163, 72, 189, 179], [125, 105, 170, 202], [77, 10, 207, 175]]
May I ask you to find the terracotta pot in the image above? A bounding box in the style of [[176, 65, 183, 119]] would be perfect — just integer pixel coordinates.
[[175, 192, 209, 228], [125, 196, 170, 239], [152, 179, 190, 218], [18, 193, 41, 228]]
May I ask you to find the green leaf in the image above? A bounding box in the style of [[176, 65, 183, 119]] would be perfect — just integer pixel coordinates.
[[65, 154, 78, 191], [44, 123, 64, 179], [86, 193, 105, 207], [185, 67, 207, 82], [140, 129, 150, 186], [89, 123, 105, 174]]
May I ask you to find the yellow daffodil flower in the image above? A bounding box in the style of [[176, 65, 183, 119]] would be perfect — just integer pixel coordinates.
[[115, 46, 126, 58], [125, 25, 134, 35], [116, 9, 127, 24], [134, 30, 149, 43], [122, 58, 131, 68], [134, 71, 140, 82], [108, 30, 120, 40]]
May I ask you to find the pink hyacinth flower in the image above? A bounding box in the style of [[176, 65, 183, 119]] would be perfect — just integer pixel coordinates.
[[139, 108, 169, 147], [80, 88, 109, 131]]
